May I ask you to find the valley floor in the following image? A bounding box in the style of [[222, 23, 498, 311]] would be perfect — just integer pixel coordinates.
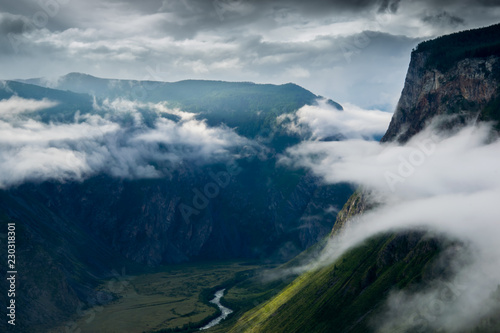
[[46, 260, 283, 333]]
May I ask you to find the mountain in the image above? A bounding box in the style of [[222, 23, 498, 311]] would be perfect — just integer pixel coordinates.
[[229, 23, 500, 333], [0, 79, 351, 264], [383, 23, 500, 142], [16, 73, 343, 139], [0, 78, 352, 331]]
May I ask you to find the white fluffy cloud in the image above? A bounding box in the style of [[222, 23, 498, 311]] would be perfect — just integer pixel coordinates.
[[0, 95, 58, 116], [0, 96, 249, 188], [279, 99, 392, 140], [281, 122, 500, 330], [282, 123, 500, 198]]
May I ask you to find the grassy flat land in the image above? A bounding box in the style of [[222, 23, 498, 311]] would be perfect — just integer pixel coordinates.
[[49, 261, 269, 333]]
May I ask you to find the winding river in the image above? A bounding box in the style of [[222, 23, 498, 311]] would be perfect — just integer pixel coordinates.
[[200, 289, 233, 330]]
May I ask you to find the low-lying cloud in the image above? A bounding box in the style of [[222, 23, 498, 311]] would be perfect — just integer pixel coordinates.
[[278, 99, 392, 140], [282, 123, 500, 197], [280, 121, 500, 330], [0, 95, 58, 116], [0, 96, 250, 188]]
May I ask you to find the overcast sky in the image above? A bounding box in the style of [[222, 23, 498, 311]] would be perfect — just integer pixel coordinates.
[[0, 0, 499, 109]]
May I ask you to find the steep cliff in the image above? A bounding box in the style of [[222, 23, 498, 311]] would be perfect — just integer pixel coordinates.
[[230, 23, 500, 333], [329, 189, 373, 236], [383, 23, 500, 142]]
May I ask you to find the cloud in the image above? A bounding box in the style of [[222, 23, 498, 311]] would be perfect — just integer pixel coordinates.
[[284, 65, 310, 79], [378, 0, 401, 13], [422, 10, 465, 27], [282, 122, 500, 197], [1, 0, 499, 110], [0, 95, 58, 116], [0, 96, 250, 188], [0, 12, 32, 35], [135, 118, 246, 154], [0, 116, 118, 144], [280, 121, 500, 330], [279, 99, 392, 140]]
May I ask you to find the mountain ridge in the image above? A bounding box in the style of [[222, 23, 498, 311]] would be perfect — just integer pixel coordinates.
[[15, 72, 344, 113]]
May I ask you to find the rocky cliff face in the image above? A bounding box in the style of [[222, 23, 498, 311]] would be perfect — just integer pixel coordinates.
[[382, 51, 500, 142], [13, 166, 351, 267], [329, 189, 373, 237], [0, 189, 121, 332]]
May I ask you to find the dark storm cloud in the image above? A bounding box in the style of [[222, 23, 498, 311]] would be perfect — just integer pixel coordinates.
[[0, 1, 42, 19], [0, 0, 75, 33], [0, 0, 497, 39], [422, 11, 465, 27], [13, 0, 397, 41], [378, 0, 401, 13], [151, 0, 405, 39], [250, 0, 402, 14], [0, 13, 29, 35], [0, 13, 35, 56]]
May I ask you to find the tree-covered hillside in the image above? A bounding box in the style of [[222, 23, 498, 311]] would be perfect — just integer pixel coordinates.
[[415, 23, 500, 72]]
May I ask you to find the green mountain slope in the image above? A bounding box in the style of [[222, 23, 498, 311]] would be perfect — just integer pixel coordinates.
[[16, 73, 342, 139], [228, 191, 445, 333]]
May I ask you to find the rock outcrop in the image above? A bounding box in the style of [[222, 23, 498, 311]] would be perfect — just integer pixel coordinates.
[[383, 31, 500, 143]]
